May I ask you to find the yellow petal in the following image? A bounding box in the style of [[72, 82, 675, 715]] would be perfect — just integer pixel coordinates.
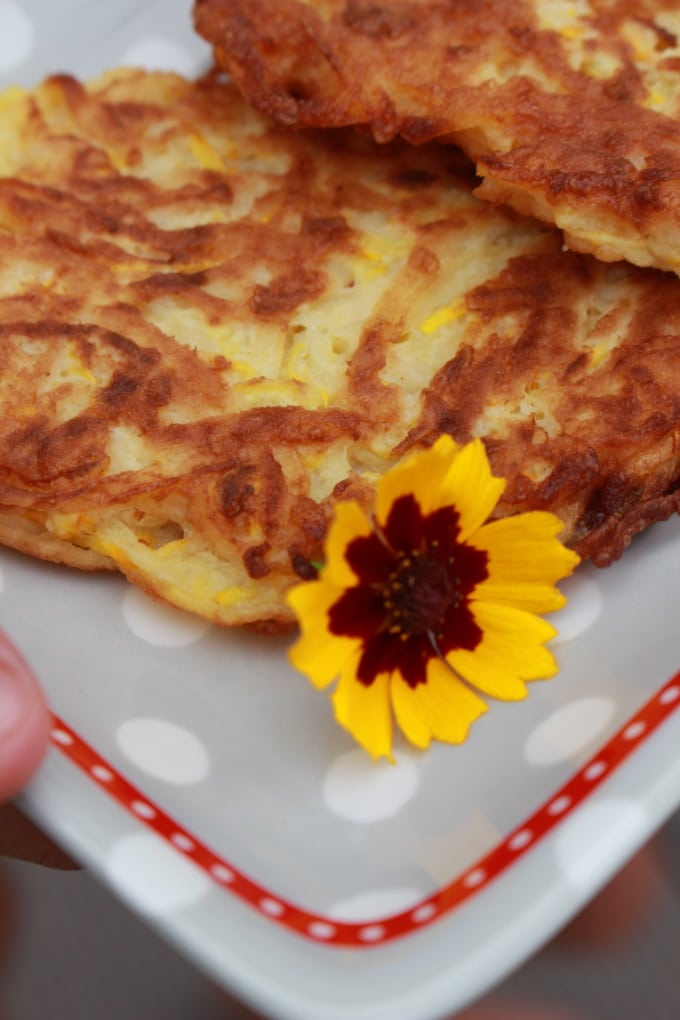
[[391, 658, 488, 749], [331, 666, 393, 760], [376, 434, 460, 523], [435, 437, 506, 540], [448, 601, 559, 700], [472, 512, 580, 612], [287, 580, 360, 688], [376, 435, 504, 541], [323, 500, 374, 588]]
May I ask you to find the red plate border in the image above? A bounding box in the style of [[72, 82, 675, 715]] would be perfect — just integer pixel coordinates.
[[49, 674, 680, 947]]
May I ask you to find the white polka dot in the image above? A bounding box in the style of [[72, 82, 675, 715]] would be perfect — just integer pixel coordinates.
[[121, 37, 205, 77], [547, 794, 572, 816], [105, 832, 209, 916], [260, 897, 285, 917], [116, 718, 210, 785], [329, 887, 424, 922], [0, 2, 35, 73], [51, 728, 74, 746], [548, 573, 603, 644], [170, 833, 195, 854], [508, 828, 533, 851], [131, 800, 157, 820], [210, 864, 235, 885], [660, 685, 680, 705], [358, 925, 386, 943], [623, 721, 646, 741], [462, 868, 487, 888], [411, 902, 438, 924], [323, 749, 419, 823], [91, 765, 114, 783], [307, 920, 336, 940], [584, 760, 607, 781], [122, 587, 210, 648], [554, 798, 650, 894], [524, 697, 616, 766]]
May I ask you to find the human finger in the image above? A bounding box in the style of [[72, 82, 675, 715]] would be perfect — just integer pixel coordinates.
[[0, 632, 51, 802]]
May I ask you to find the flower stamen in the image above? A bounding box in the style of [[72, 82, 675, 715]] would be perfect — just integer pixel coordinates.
[[378, 545, 460, 640]]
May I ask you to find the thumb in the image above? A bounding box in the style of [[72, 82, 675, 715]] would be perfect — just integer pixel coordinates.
[[0, 632, 51, 801]]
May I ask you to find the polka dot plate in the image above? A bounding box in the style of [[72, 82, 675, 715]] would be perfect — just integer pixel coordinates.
[[2, 3, 680, 1018]]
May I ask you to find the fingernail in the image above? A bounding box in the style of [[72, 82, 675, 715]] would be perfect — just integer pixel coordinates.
[[0, 640, 32, 739]]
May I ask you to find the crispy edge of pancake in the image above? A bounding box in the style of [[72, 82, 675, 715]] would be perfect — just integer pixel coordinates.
[[0, 509, 114, 571], [194, 0, 680, 275]]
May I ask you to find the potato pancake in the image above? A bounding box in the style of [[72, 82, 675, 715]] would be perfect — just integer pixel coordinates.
[[195, 0, 680, 276], [1, 69, 680, 629]]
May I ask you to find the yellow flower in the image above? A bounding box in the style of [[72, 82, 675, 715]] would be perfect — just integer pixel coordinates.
[[287, 436, 580, 760]]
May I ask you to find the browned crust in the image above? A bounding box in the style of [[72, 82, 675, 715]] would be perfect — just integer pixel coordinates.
[[394, 237, 680, 566], [195, 0, 680, 273], [2, 69, 680, 627]]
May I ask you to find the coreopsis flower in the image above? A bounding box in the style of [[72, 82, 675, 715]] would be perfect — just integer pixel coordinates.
[[287, 436, 580, 760]]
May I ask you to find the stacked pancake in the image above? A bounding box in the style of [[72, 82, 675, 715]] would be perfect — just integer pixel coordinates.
[[1, 3, 680, 629], [195, 0, 680, 274]]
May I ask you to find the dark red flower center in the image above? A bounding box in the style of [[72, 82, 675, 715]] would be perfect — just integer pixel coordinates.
[[328, 493, 489, 689], [382, 548, 460, 640]]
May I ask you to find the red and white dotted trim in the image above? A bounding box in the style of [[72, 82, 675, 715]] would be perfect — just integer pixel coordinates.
[[50, 674, 680, 948]]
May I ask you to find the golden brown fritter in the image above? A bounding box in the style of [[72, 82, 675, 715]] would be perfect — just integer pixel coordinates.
[[195, 0, 680, 275], [1, 69, 680, 629]]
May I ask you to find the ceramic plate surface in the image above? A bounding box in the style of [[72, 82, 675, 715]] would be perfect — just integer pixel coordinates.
[[2, 4, 680, 1019]]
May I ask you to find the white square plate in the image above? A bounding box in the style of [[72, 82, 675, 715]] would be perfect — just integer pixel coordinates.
[[2, 4, 679, 1019]]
